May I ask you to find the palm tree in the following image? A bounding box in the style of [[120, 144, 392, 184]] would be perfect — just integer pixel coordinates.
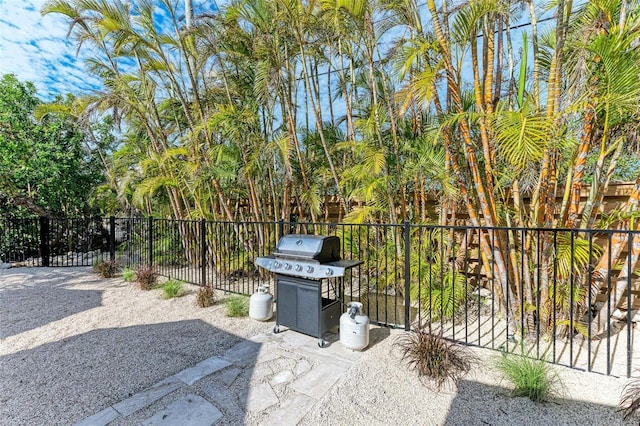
[[44, 0, 640, 334]]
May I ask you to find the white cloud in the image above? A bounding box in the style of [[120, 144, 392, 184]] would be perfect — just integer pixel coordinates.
[[0, 0, 220, 101], [0, 0, 101, 101]]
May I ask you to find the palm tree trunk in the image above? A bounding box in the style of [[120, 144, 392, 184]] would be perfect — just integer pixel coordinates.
[[526, 0, 541, 103], [376, 50, 408, 221], [493, 15, 504, 108], [282, 44, 312, 197], [564, 107, 595, 229], [295, 30, 348, 217], [427, 0, 517, 334], [334, 37, 356, 142]]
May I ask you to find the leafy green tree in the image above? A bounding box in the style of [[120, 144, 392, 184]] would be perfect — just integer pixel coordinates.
[[0, 74, 103, 217]]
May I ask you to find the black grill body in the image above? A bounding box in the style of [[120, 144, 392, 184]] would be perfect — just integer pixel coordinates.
[[275, 275, 341, 346]]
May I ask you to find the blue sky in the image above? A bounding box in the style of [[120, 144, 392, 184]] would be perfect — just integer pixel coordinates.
[[0, 0, 220, 101], [0, 0, 102, 100], [1, 0, 550, 104]]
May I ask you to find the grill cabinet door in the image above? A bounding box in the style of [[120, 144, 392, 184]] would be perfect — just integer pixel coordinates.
[[296, 283, 318, 335], [277, 279, 298, 329], [276, 276, 320, 336]]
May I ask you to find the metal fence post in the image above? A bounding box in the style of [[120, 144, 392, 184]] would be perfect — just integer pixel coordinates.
[[278, 218, 284, 240], [404, 221, 411, 331], [39, 216, 50, 267], [201, 218, 207, 286], [627, 230, 633, 378], [148, 216, 154, 267], [109, 216, 116, 261]]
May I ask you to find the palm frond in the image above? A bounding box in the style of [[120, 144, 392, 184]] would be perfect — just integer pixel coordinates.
[[492, 103, 553, 171], [554, 233, 603, 280]]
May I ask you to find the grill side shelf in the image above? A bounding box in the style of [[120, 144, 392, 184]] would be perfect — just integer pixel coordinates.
[[325, 259, 364, 268]]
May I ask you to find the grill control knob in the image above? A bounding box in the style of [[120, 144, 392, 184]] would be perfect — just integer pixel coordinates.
[[306, 266, 314, 273], [273, 261, 282, 269], [284, 263, 292, 270], [295, 264, 303, 272], [325, 268, 334, 276]]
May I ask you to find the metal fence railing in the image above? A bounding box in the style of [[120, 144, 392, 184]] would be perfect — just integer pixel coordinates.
[[1, 216, 638, 377], [0, 216, 113, 267]]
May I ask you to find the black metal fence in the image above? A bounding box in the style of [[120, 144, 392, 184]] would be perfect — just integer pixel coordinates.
[[1, 216, 638, 377], [0, 216, 113, 266]]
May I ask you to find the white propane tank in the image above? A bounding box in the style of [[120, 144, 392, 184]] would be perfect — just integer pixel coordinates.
[[249, 285, 273, 321], [340, 302, 369, 351]]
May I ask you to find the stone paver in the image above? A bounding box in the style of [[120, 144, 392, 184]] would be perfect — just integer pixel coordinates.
[[293, 358, 312, 376], [281, 329, 323, 349], [254, 344, 283, 364], [202, 382, 243, 415], [73, 407, 120, 426], [290, 362, 347, 399], [219, 367, 242, 386], [262, 391, 317, 426], [244, 382, 280, 412], [270, 370, 294, 386], [173, 356, 231, 385], [222, 340, 262, 367], [141, 394, 223, 426], [113, 377, 183, 416]]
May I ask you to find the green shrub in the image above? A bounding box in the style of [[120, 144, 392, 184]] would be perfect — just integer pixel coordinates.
[[122, 267, 135, 282], [224, 295, 249, 317], [395, 326, 476, 389], [135, 266, 158, 290], [93, 259, 119, 278], [620, 375, 640, 421], [162, 279, 184, 299], [196, 286, 217, 308], [495, 352, 561, 402]]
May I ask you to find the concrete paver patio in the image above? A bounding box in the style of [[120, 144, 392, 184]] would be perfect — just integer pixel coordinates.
[[75, 328, 368, 426]]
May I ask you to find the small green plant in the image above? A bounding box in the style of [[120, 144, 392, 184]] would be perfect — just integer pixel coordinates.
[[395, 326, 476, 389], [196, 286, 217, 308], [620, 375, 640, 421], [122, 267, 135, 282], [135, 266, 158, 290], [162, 279, 184, 299], [495, 351, 561, 402], [93, 259, 119, 278], [224, 295, 250, 317]]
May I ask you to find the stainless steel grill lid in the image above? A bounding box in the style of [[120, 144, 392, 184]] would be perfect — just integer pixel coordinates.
[[274, 234, 340, 263], [255, 234, 360, 280]]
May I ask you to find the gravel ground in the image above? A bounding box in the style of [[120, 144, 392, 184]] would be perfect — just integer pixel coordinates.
[[0, 267, 272, 425], [0, 267, 637, 425], [302, 329, 635, 425]]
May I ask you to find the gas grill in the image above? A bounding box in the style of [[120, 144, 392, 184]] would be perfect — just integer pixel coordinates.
[[255, 234, 362, 347]]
